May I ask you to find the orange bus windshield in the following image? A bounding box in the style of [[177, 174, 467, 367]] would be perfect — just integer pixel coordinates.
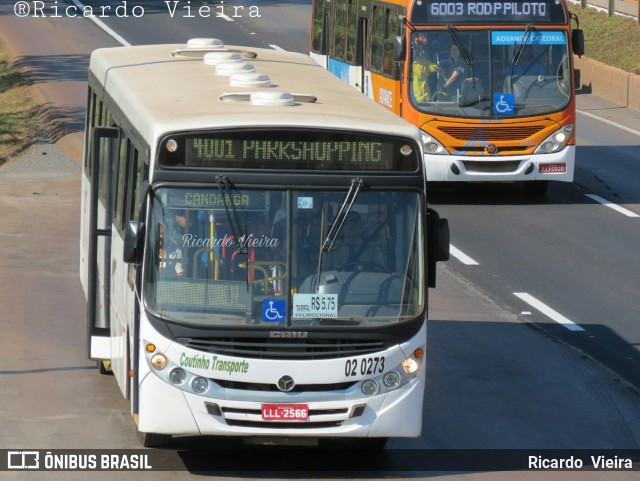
[[408, 28, 571, 119]]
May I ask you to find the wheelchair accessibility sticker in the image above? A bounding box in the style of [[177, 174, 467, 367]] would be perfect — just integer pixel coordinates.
[[262, 299, 286, 323], [493, 93, 515, 115]]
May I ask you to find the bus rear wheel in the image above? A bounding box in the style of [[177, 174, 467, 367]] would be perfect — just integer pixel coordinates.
[[137, 431, 172, 448]]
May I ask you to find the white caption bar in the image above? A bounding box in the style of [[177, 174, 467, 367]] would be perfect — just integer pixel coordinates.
[[449, 245, 479, 266], [585, 194, 639, 218], [514, 292, 585, 332]]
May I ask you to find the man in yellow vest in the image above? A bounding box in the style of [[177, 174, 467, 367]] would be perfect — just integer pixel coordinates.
[[411, 33, 440, 104]]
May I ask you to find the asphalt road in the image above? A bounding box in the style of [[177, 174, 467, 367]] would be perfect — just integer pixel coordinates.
[[1, 2, 640, 479], [77, 0, 640, 395]]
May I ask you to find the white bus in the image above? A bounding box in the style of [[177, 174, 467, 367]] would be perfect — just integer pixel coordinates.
[[79, 39, 449, 448]]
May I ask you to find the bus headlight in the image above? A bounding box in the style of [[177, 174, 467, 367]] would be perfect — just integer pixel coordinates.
[[421, 132, 447, 155], [383, 371, 401, 388], [169, 368, 187, 385], [534, 124, 573, 154], [361, 380, 379, 396], [150, 353, 167, 370], [402, 357, 420, 375], [192, 377, 209, 394]]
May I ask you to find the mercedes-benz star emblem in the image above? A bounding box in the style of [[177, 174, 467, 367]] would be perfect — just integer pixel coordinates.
[[485, 143, 499, 155], [277, 375, 295, 392]]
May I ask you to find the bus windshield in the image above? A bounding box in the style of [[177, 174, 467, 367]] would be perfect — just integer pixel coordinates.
[[410, 29, 571, 118], [144, 187, 424, 328]]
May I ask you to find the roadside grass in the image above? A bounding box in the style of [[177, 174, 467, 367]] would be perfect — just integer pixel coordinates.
[[569, 3, 640, 74], [0, 40, 39, 165]]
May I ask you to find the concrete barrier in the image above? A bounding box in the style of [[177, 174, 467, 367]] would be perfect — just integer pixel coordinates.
[[574, 55, 640, 111], [629, 74, 640, 111]]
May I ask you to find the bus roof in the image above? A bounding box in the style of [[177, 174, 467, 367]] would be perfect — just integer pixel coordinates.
[[89, 42, 422, 148]]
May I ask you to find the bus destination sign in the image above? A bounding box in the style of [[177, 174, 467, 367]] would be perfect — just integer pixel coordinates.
[[190, 138, 384, 166], [159, 131, 418, 171], [410, 0, 567, 25]]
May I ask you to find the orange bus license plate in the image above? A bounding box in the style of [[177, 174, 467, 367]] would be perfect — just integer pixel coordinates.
[[261, 404, 309, 421], [539, 163, 566, 174]]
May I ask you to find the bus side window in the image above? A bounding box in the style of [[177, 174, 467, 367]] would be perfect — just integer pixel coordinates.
[[382, 8, 398, 77], [311, 0, 325, 54], [114, 137, 129, 233], [369, 6, 385, 73], [128, 149, 146, 223]]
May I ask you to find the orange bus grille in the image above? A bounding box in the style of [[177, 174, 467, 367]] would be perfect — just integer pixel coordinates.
[[453, 146, 530, 155], [439, 126, 544, 141]]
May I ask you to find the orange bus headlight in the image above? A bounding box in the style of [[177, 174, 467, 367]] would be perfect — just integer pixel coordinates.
[[534, 124, 573, 154], [421, 133, 447, 155]]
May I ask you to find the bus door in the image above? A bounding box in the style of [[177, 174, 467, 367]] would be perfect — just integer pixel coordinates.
[[86, 127, 119, 369]]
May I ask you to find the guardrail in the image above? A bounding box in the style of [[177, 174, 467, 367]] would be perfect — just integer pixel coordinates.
[[571, 0, 640, 23]]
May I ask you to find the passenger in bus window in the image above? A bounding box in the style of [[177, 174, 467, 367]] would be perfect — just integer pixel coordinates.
[[382, 43, 394, 76], [331, 212, 385, 270], [435, 44, 466, 101], [411, 33, 441, 104], [161, 213, 187, 278]]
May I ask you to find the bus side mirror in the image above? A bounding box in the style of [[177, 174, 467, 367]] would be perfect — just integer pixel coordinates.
[[124, 221, 145, 264], [394, 35, 404, 62], [572, 29, 585, 57], [427, 208, 450, 288]]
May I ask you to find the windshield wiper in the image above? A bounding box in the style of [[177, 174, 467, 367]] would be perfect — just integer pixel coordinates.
[[447, 25, 473, 66], [510, 24, 534, 73], [321, 178, 363, 253], [459, 94, 491, 108], [216, 175, 247, 254]]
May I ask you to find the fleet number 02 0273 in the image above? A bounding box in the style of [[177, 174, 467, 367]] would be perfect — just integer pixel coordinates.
[[344, 356, 385, 377]]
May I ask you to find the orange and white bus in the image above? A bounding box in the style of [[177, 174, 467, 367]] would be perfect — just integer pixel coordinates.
[[311, 0, 585, 194]]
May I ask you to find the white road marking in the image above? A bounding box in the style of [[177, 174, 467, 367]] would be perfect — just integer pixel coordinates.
[[577, 110, 640, 138], [449, 245, 479, 266], [269, 44, 286, 51], [70, 0, 131, 46], [585, 194, 639, 218], [514, 293, 585, 332]]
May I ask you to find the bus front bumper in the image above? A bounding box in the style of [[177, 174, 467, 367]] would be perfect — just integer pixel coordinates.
[[424, 146, 575, 183], [137, 372, 424, 439]]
